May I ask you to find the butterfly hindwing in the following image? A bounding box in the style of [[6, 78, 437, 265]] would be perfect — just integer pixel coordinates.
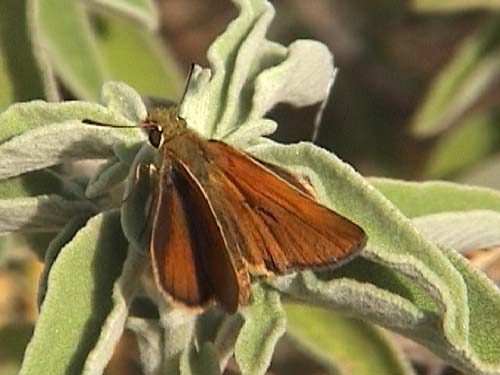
[[150, 158, 245, 312]]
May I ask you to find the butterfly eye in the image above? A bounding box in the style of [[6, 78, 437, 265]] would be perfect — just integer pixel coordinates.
[[148, 126, 163, 148]]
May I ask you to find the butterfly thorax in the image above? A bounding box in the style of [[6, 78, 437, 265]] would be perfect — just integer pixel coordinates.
[[147, 107, 211, 181], [147, 107, 188, 145]]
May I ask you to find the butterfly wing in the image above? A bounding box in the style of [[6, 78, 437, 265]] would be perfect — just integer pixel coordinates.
[[204, 140, 367, 275], [150, 158, 247, 312]]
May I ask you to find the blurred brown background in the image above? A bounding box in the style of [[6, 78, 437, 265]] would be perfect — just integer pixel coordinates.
[[157, 0, 487, 178]]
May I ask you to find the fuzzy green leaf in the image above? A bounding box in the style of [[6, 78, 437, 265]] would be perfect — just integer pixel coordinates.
[[248, 141, 500, 374], [0, 169, 85, 200], [37, 216, 91, 307], [285, 303, 415, 375], [213, 314, 244, 370], [82, 248, 145, 375], [179, 0, 275, 137], [160, 310, 197, 375], [179, 0, 335, 144], [0, 99, 134, 142], [248, 40, 334, 121], [0, 120, 141, 180], [443, 245, 500, 371], [370, 178, 500, 217], [224, 118, 277, 149], [235, 283, 286, 375], [414, 210, 500, 252], [85, 157, 130, 198], [251, 141, 468, 345], [101, 81, 148, 122], [19, 210, 128, 375], [367, 177, 500, 373], [0, 195, 93, 235]]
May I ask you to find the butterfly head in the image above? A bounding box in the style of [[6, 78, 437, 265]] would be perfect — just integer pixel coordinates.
[[143, 107, 187, 149]]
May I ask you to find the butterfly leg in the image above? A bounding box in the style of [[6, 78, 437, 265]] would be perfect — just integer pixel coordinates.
[[121, 162, 160, 203], [121, 162, 161, 250]]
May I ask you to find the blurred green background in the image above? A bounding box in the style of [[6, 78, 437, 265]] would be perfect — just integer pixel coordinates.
[[3, 0, 500, 183], [2, 1, 500, 374]]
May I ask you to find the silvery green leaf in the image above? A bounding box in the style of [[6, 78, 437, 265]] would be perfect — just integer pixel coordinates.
[[0, 168, 85, 201], [160, 309, 197, 375], [0, 100, 132, 142], [235, 283, 286, 375], [0, 120, 142, 180], [251, 141, 468, 347], [367, 177, 500, 373], [179, 0, 274, 137], [414, 210, 500, 252], [19, 210, 128, 375], [440, 244, 500, 374], [37, 216, 91, 307], [210, 1, 276, 138], [223, 119, 277, 149], [370, 177, 500, 217], [213, 314, 244, 370], [0, 195, 93, 235], [178, 0, 292, 140], [179, 0, 334, 145], [85, 156, 130, 198], [248, 40, 335, 121], [101, 80, 148, 123], [82, 248, 145, 375], [268, 271, 428, 335]]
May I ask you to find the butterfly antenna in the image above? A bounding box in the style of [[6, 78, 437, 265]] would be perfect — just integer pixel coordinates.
[[82, 119, 136, 129], [179, 63, 196, 105], [311, 68, 337, 143]]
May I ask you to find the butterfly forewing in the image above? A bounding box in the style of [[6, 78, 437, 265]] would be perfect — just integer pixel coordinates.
[[150, 158, 243, 312], [204, 140, 367, 275]]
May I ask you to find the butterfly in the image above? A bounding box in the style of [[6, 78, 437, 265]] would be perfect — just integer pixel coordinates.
[[141, 105, 366, 313], [85, 106, 366, 313]]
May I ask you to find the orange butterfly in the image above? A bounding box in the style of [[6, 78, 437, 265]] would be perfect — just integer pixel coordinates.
[[135, 107, 366, 313]]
